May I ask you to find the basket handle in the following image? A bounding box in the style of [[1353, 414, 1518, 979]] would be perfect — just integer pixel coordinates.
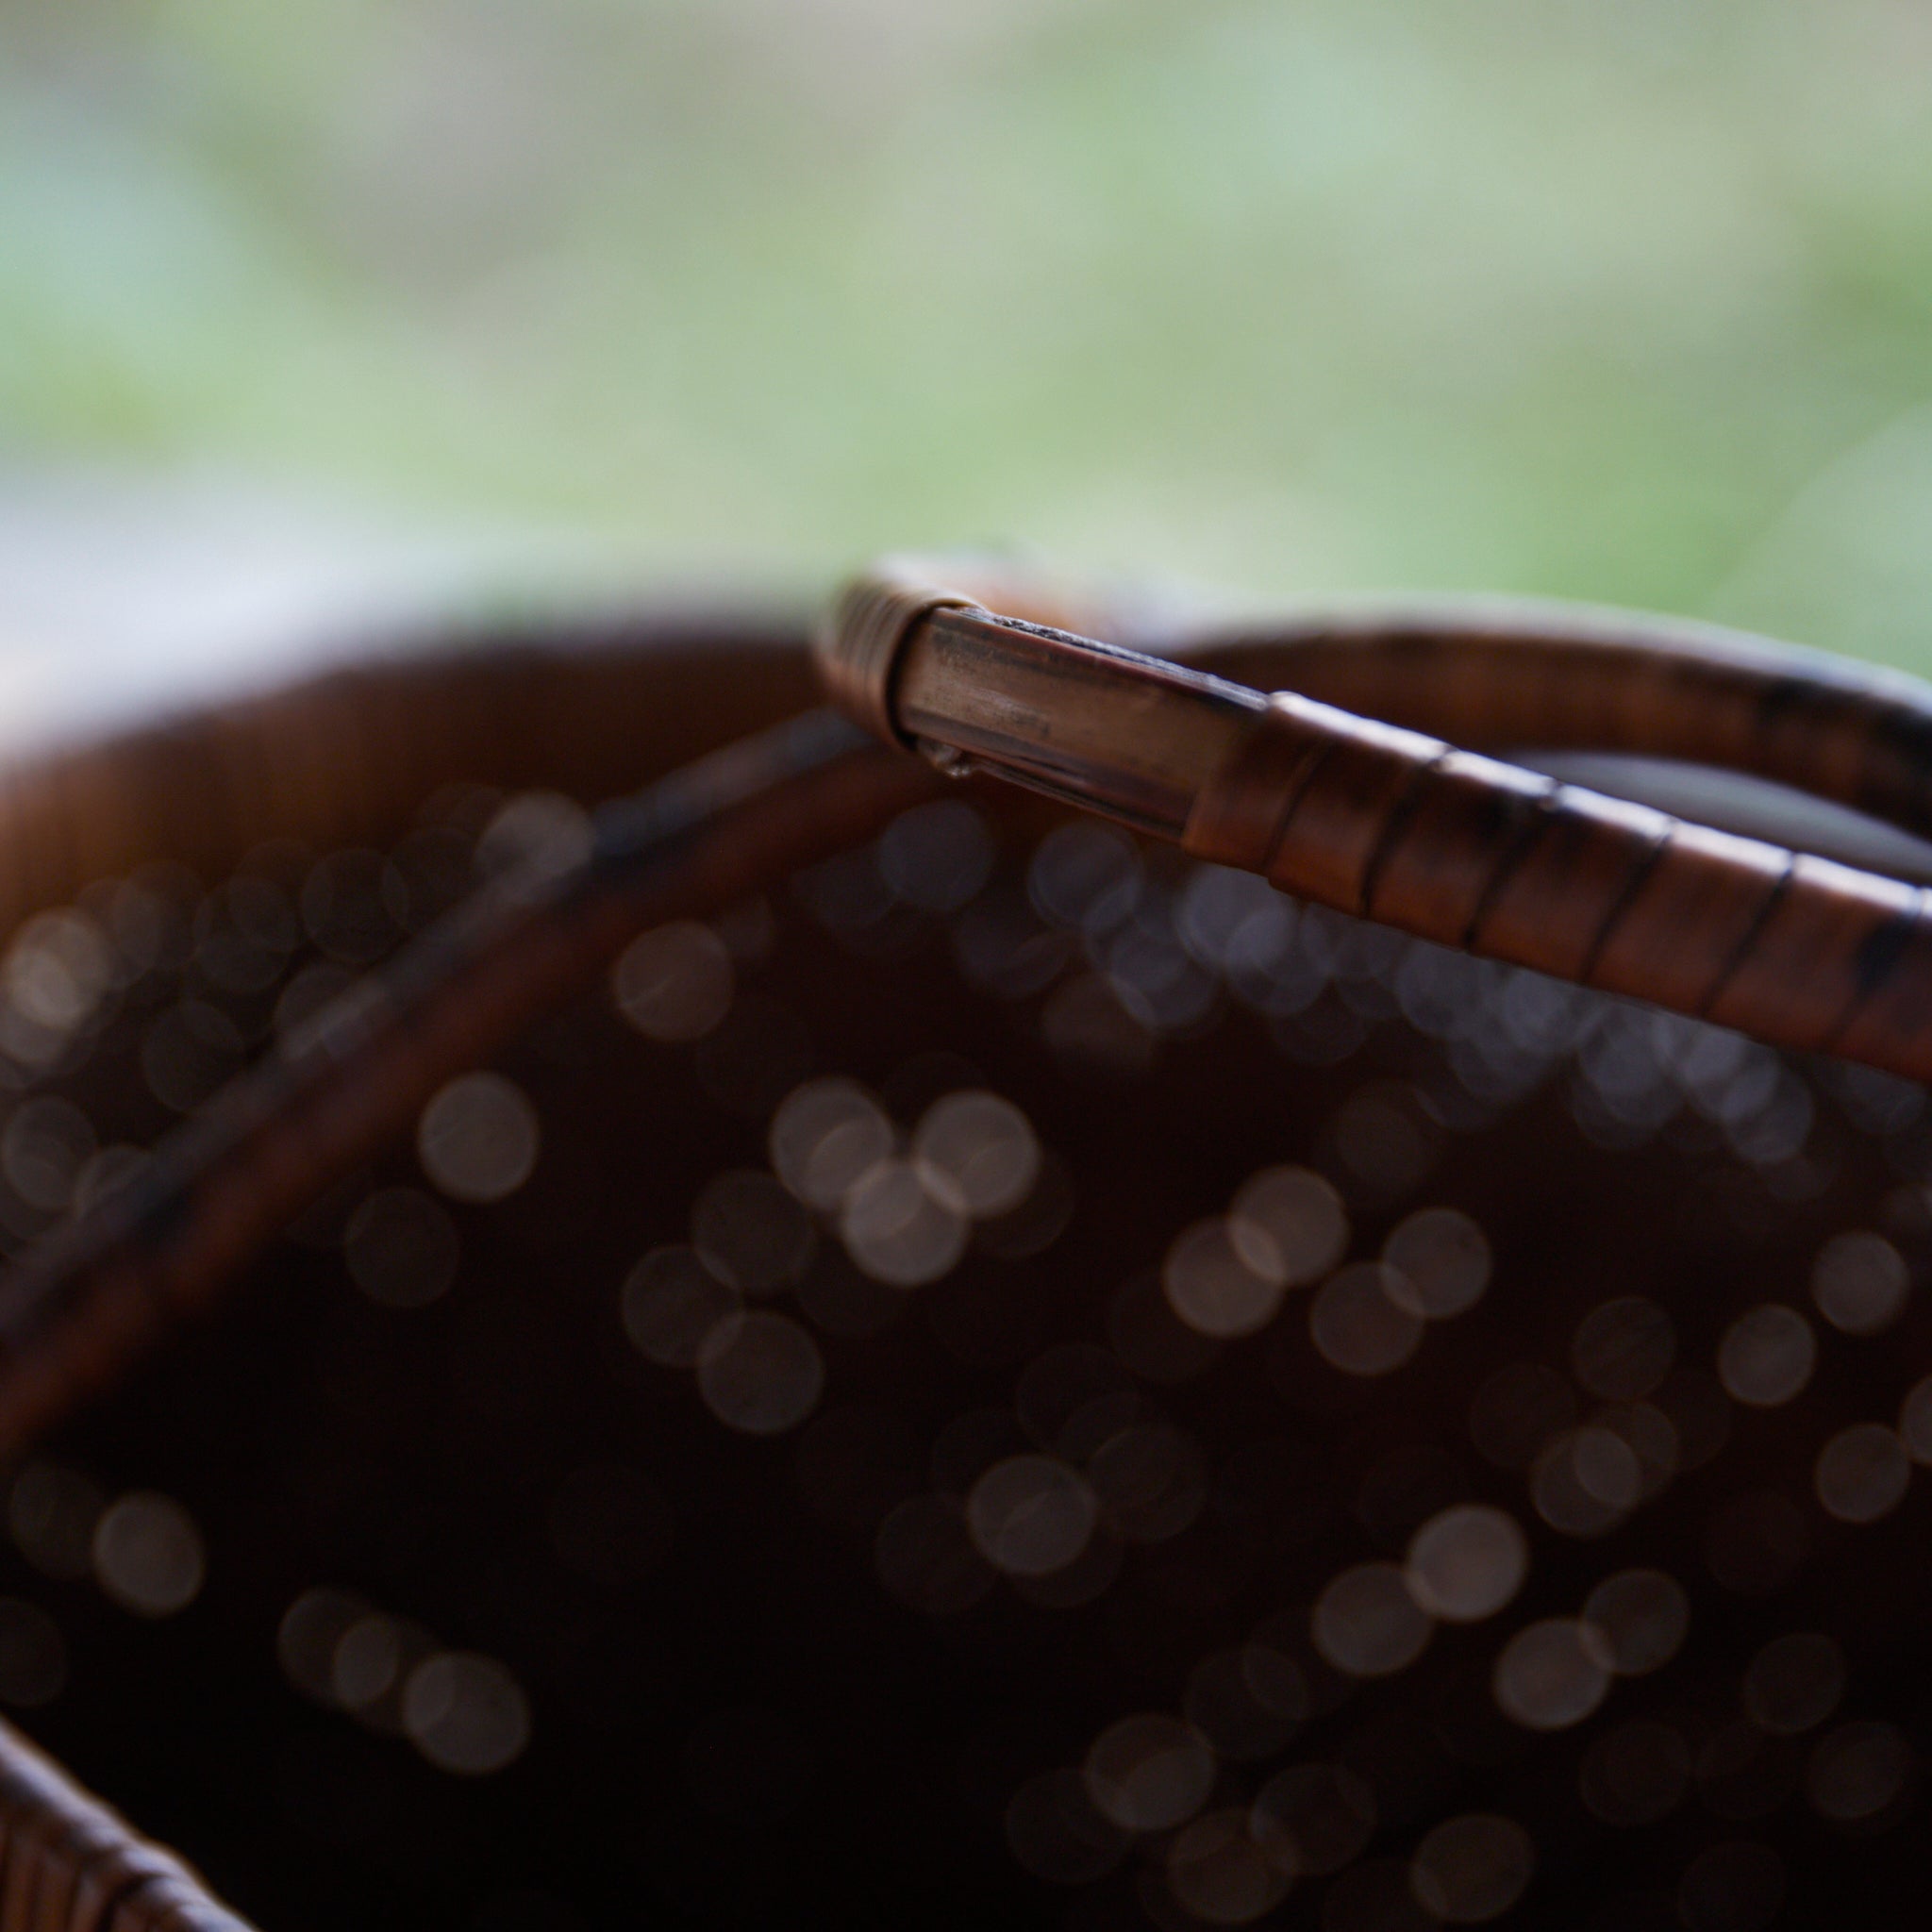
[[818, 560, 1932, 1084], [0, 1716, 256, 1930]]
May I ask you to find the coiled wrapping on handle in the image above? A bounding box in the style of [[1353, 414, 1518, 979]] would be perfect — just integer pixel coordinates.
[[817, 563, 1932, 1083], [0, 1717, 252, 1930], [1195, 606, 1932, 834], [1184, 690, 1924, 1067]]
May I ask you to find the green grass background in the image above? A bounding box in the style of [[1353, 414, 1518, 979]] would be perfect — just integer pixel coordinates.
[[5, 0, 1932, 662]]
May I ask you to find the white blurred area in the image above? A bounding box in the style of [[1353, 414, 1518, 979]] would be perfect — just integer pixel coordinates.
[[0, 468, 586, 750], [5, 0, 1932, 734], [1710, 403, 1932, 670]]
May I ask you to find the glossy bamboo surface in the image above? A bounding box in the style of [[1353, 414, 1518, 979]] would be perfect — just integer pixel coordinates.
[[820, 564, 1932, 1083]]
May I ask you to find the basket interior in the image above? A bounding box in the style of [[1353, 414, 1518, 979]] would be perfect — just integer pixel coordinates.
[[1, 771, 1927, 1931]]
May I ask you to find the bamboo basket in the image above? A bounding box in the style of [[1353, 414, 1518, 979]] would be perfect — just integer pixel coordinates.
[[0, 568, 1925, 1930]]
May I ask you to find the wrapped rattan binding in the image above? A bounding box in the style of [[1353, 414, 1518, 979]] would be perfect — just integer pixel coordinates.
[[0, 1714, 247, 1931], [815, 564, 1932, 1079]]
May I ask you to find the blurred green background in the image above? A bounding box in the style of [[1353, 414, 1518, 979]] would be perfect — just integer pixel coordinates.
[[4, 0, 1932, 669]]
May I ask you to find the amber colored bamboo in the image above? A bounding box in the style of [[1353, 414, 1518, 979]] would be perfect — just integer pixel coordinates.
[[0, 611, 819, 946], [819, 562, 1932, 1082]]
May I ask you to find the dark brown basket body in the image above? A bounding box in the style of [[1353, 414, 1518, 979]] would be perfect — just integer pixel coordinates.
[[0, 608, 1924, 1930]]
